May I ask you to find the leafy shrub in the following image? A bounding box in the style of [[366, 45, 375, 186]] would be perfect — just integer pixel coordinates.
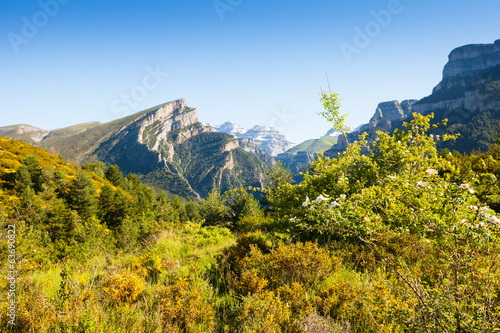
[[237, 290, 293, 333], [102, 272, 145, 305], [157, 278, 215, 332]]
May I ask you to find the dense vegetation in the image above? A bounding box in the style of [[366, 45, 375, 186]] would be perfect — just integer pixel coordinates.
[[2, 91, 500, 332]]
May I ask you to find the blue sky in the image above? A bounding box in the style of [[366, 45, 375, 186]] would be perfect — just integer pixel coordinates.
[[0, 0, 499, 143]]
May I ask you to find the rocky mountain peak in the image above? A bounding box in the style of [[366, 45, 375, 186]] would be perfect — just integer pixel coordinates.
[[141, 99, 197, 131], [213, 121, 247, 136], [369, 100, 417, 131], [442, 40, 500, 79]]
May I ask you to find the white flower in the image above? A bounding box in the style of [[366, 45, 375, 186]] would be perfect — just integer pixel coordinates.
[[340, 194, 346, 199], [469, 205, 478, 211], [302, 196, 310, 207], [289, 217, 296, 222], [363, 216, 370, 222], [488, 216, 500, 225], [459, 183, 474, 194], [328, 201, 340, 209], [387, 175, 397, 180], [315, 195, 330, 203], [426, 169, 438, 177], [416, 181, 428, 188]]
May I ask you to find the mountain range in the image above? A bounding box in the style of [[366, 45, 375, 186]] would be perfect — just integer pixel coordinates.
[[207, 121, 296, 156], [0, 99, 273, 199], [325, 39, 500, 156], [1, 39, 499, 199]]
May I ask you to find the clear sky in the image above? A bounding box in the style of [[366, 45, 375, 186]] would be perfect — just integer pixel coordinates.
[[0, 0, 499, 143]]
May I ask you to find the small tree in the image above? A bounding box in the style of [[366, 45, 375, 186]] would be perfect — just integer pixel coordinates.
[[66, 171, 97, 220], [105, 165, 124, 187], [200, 188, 230, 228]]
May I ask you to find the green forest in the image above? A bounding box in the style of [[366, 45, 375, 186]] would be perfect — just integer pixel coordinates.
[[2, 96, 500, 332]]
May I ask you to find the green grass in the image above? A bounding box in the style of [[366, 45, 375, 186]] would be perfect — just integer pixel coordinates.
[[146, 222, 236, 273], [286, 136, 338, 155]]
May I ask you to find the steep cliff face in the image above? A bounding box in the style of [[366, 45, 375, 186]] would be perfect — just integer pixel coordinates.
[[414, 40, 500, 116], [324, 39, 500, 156], [0, 99, 273, 199], [209, 122, 295, 156], [442, 40, 500, 79]]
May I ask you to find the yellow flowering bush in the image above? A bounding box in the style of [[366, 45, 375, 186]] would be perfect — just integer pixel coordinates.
[[157, 277, 215, 332], [102, 272, 145, 305], [237, 290, 292, 333]]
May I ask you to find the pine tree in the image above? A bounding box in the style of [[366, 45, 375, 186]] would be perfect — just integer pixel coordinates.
[[23, 155, 45, 192], [14, 165, 33, 193], [45, 199, 81, 242], [105, 165, 123, 187], [66, 171, 97, 220], [200, 189, 229, 227]]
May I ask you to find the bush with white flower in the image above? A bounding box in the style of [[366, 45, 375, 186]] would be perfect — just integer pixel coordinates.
[[263, 92, 500, 332]]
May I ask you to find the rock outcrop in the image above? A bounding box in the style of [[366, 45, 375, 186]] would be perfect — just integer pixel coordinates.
[[413, 40, 500, 116], [369, 100, 418, 131], [442, 40, 500, 79]]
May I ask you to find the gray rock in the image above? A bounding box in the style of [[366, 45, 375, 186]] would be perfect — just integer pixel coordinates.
[[443, 40, 500, 79], [369, 100, 417, 131]]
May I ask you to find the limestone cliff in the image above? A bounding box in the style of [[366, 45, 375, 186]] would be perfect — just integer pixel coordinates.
[[325, 39, 500, 156], [414, 40, 500, 116]]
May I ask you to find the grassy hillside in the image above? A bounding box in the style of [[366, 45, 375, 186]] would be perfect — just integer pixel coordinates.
[[286, 136, 338, 155]]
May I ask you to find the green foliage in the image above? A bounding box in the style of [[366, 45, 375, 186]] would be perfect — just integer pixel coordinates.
[[185, 200, 201, 222], [263, 113, 500, 331], [318, 90, 346, 133], [200, 188, 230, 228], [5, 105, 500, 332], [82, 161, 106, 178], [66, 171, 97, 220], [105, 164, 123, 187]]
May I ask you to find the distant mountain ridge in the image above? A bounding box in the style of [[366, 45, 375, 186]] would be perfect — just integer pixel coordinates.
[[208, 121, 296, 156], [0, 99, 273, 199]]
